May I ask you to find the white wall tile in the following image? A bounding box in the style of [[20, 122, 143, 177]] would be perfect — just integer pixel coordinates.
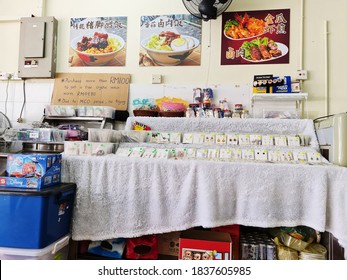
[[12, 101, 48, 124], [0, 82, 15, 103], [14, 81, 53, 103]]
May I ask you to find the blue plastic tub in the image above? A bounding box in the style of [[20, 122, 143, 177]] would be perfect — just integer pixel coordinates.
[[0, 183, 76, 249]]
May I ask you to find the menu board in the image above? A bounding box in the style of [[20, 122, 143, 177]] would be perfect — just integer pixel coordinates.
[[51, 73, 130, 110]]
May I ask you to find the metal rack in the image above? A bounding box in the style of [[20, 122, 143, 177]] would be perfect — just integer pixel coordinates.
[[41, 116, 113, 129]]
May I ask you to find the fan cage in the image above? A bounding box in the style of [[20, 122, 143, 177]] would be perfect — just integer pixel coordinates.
[[182, 0, 233, 21]]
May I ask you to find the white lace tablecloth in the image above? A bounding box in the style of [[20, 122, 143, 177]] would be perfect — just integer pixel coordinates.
[[62, 155, 347, 258], [61, 118, 347, 258]]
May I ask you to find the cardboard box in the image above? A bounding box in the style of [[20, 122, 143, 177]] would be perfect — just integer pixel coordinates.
[[158, 231, 181, 257], [253, 74, 273, 93], [212, 225, 240, 260], [272, 76, 292, 93], [0, 154, 62, 189], [179, 229, 232, 260]]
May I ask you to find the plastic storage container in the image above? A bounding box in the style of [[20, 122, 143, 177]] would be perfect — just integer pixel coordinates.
[[0, 183, 76, 249], [0, 235, 70, 260]]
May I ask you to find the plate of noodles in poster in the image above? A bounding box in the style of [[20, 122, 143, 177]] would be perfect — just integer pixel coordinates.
[[240, 37, 288, 63]]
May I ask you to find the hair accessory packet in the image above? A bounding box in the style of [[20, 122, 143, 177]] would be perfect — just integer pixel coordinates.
[[64, 141, 114, 156], [132, 121, 151, 131], [88, 128, 121, 143]]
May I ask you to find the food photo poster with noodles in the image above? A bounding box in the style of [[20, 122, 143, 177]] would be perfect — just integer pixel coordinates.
[[221, 9, 290, 65], [69, 17, 127, 67], [140, 15, 202, 67]]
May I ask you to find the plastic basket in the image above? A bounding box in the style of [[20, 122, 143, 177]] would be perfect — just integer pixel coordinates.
[[133, 110, 159, 117], [159, 111, 185, 118]]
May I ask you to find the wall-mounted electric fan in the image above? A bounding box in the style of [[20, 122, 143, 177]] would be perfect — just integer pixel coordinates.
[[182, 0, 233, 21]]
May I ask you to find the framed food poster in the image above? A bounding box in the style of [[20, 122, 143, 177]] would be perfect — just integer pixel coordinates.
[[221, 9, 290, 65], [140, 14, 202, 66], [69, 17, 127, 67]]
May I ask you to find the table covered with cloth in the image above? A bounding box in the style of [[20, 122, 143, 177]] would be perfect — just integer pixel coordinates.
[[61, 117, 347, 258]]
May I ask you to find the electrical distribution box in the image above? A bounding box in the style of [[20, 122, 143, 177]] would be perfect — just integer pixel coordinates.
[[18, 17, 58, 78]]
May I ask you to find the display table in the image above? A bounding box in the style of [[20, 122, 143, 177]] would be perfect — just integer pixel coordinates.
[[61, 118, 347, 259]]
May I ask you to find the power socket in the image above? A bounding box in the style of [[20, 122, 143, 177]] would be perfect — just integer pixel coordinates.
[[0, 72, 15, 80], [152, 74, 162, 84], [0, 72, 11, 80], [297, 70, 308, 80]]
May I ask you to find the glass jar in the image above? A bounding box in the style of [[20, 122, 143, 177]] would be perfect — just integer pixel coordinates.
[[232, 111, 241, 118], [234, 104, 243, 111], [185, 107, 195, 118], [241, 110, 250, 119], [223, 110, 232, 118]]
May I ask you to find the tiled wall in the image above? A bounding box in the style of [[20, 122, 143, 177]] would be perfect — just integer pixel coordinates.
[[0, 79, 54, 128]]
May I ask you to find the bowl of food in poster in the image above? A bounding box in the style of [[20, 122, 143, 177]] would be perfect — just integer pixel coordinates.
[[70, 32, 125, 66], [240, 37, 288, 62], [141, 31, 200, 66], [224, 12, 266, 40]]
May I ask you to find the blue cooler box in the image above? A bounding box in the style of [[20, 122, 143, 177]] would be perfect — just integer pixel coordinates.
[[0, 183, 76, 249]]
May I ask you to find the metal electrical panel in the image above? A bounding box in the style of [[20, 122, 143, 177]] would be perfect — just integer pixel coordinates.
[[18, 17, 58, 78]]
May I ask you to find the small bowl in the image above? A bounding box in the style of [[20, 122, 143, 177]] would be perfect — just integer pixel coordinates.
[[71, 33, 125, 66], [141, 35, 200, 66]]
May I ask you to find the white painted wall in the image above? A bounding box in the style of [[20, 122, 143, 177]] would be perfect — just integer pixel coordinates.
[[0, 0, 346, 127]]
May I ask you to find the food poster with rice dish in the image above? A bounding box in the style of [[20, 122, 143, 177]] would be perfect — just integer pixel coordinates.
[[69, 17, 127, 67], [140, 14, 202, 66], [221, 9, 290, 65]]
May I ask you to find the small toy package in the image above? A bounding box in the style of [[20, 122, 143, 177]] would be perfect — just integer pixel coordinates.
[[179, 229, 232, 260], [0, 154, 62, 189]]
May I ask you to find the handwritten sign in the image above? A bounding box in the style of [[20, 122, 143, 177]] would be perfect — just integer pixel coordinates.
[[51, 73, 131, 110]]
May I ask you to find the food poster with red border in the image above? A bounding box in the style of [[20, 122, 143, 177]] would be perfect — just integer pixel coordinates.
[[140, 14, 202, 67], [69, 17, 127, 67], [221, 9, 290, 65]]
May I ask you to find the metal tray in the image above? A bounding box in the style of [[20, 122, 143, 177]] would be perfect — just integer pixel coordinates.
[[22, 142, 64, 153]]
